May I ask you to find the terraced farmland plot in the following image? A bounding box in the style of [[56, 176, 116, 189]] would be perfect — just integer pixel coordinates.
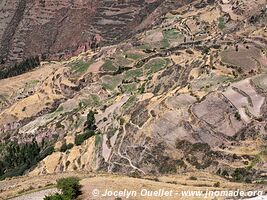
[[221, 46, 265, 73]]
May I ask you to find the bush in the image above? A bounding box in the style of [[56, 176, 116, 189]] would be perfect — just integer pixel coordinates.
[[189, 176, 197, 180], [139, 83, 146, 94], [85, 110, 96, 131], [57, 177, 80, 198], [44, 177, 81, 200], [213, 182, 220, 187], [221, 170, 229, 177], [75, 110, 98, 146], [235, 112, 241, 121], [75, 130, 95, 146], [218, 17, 225, 30], [60, 143, 74, 152], [44, 193, 68, 200], [232, 168, 250, 182], [39, 146, 55, 160]]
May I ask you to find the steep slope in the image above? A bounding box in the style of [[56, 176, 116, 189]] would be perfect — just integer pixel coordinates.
[[0, 0, 266, 198], [0, 0, 198, 66]]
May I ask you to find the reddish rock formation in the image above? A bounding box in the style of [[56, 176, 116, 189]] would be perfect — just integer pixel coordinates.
[[0, 0, 165, 65]]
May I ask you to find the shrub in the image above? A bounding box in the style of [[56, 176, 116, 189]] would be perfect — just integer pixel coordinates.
[[221, 170, 229, 177], [189, 176, 197, 180], [75, 110, 98, 146], [218, 17, 225, 30], [85, 110, 96, 131], [233, 153, 238, 159], [213, 182, 220, 187], [232, 168, 249, 182], [44, 177, 81, 200], [57, 177, 80, 198], [39, 146, 55, 160], [60, 143, 74, 152], [202, 47, 210, 54], [139, 83, 146, 94], [75, 130, 95, 146], [44, 193, 68, 200], [235, 112, 241, 120]]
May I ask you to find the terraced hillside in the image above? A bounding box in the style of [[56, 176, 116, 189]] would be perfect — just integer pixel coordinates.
[[0, 0, 198, 66], [0, 0, 267, 199]]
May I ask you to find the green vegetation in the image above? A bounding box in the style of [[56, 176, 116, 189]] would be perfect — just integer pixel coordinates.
[[27, 79, 40, 86], [0, 139, 54, 180], [102, 83, 113, 91], [122, 96, 137, 109], [85, 110, 96, 131], [160, 38, 170, 49], [0, 56, 40, 80], [221, 170, 229, 177], [44, 177, 81, 200], [218, 17, 225, 30], [262, 146, 267, 155], [95, 134, 102, 147], [56, 106, 64, 112], [250, 154, 261, 167], [102, 59, 117, 71], [113, 66, 129, 75], [75, 110, 97, 146], [71, 59, 93, 73], [75, 130, 95, 146], [247, 150, 265, 169], [78, 95, 101, 108], [39, 146, 55, 160], [213, 182, 220, 187], [90, 95, 101, 106], [139, 82, 146, 94], [202, 47, 210, 54], [232, 168, 252, 183], [163, 29, 182, 40], [78, 100, 86, 109], [144, 58, 167, 74], [158, 161, 177, 174], [102, 75, 123, 91], [60, 143, 74, 152], [235, 112, 241, 121], [124, 68, 143, 79], [114, 54, 133, 66], [121, 83, 137, 93], [126, 53, 144, 60], [137, 43, 152, 51], [189, 176, 197, 180], [192, 74, 235, 92]]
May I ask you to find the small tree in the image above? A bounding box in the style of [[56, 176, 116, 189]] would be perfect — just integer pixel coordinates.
[[75, 131, 95, 146], [213, 182, 220, 187], [57, 177, 80, 198], [235, 112, 241, 121], [60, 143, 74, 152], [44, 177, 81, 200], [85, 110, 96, 130]]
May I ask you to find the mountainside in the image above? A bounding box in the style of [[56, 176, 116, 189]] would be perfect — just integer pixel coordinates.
[[0, 0, 267, 199], [0, 0, 196, 66]]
